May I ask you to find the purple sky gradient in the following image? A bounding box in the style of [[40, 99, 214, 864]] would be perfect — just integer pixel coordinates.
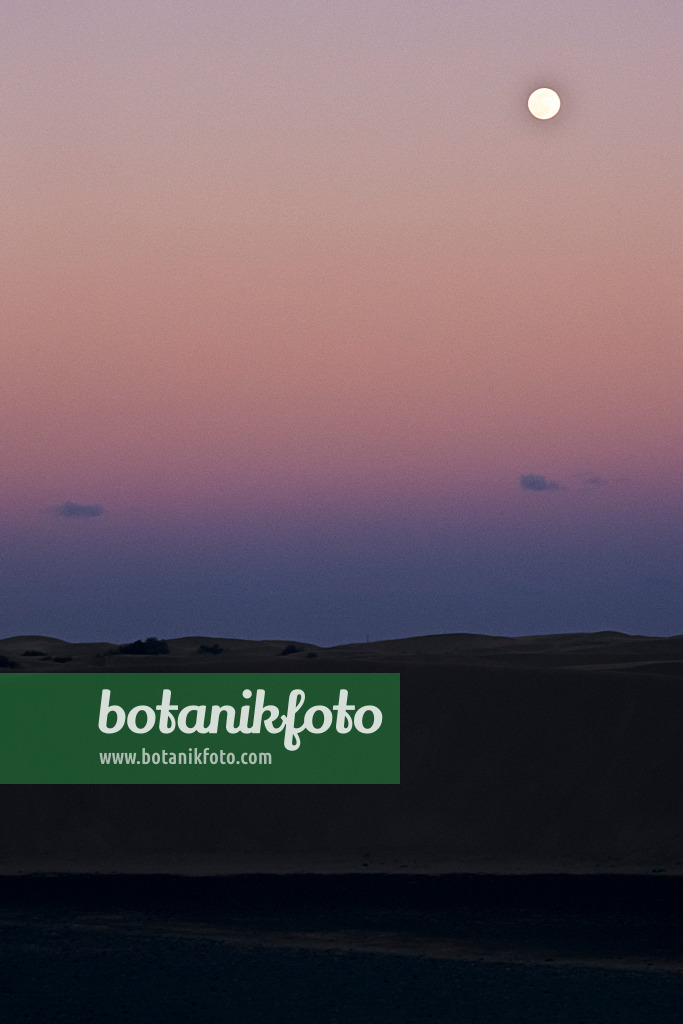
[[1, 0, 681, 642]]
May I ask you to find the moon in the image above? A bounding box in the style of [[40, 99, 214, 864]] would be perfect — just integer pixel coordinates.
[[528, 88, 561, 120]]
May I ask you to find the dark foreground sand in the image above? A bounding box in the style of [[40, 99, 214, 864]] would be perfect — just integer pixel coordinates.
[[1, 630, 682, 874], [1, 875, 682, 1023], [2, 632, 683, 1019]]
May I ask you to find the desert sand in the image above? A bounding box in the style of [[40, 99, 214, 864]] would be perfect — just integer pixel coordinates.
[[1, 629, 682, 876], [2, 632, 683, 1020], [1, 874, 682, 1022]]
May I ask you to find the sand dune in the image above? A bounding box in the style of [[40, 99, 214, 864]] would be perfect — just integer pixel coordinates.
[[1, 631, 682, 875], [2, 629, 682, 673]]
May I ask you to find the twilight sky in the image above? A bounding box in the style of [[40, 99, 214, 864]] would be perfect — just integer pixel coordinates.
[[2, 0, 682, 643]]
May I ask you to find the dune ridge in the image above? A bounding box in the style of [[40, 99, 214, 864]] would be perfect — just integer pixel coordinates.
[[2, 629, 683, 673]]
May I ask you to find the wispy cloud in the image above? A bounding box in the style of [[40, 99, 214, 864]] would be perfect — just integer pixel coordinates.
[[520, 474, 562, 492], [53, 501, 105, 518], [575, 472, 606, 487]]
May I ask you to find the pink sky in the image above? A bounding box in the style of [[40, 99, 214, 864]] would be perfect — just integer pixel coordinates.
[[1, 1, 681, 641]]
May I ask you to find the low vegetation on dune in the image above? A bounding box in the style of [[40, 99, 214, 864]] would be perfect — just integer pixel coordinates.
[[117, 637, 169, 656]]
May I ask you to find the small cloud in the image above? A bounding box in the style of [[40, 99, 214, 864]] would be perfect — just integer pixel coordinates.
[[54, 501, 105, 518], [520, 474, 562, 492], [586, 476, 604, 486]]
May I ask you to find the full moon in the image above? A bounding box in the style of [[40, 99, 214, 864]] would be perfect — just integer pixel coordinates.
[[528, 88, 561, 119]]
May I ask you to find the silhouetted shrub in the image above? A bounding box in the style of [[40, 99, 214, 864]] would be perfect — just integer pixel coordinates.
[[279, 644, 300, 656], [305, 652, 318, 658], [118, 637, 169, 656], [198, 644, 224, 655], [54, 656, 72, 663], [0, 655, 17, 668], [22, 650, 46, 657]]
